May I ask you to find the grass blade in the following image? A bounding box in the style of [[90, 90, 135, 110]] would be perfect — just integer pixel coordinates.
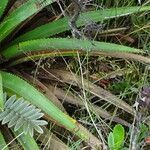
[[0, 0, 8, 18], [12, 129, 39, 150], [0, 131, 9, 150], [1, 38, 141, 60], [0, 0, 55, 42], [12, 6, 150, 44]]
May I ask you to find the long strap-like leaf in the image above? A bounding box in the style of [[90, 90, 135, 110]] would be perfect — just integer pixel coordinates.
[[0, 131, 9, 150], [11, 6, 150, 44], [12, 129, 39, 150], [0, 0, 55, 42], [0, 71, 102, 148], [0, 0, 8, 19], [1, 38, 141, 60]]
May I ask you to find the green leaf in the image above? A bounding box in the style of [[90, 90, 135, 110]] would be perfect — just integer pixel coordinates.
[[108, 124, 125, 150], [12, 6, 150, 44], [113, 124, 125, 149], [33, 124, 43, 134], [0, 131, 9, 150], [14, 117, 24, 131], [108, 132, 115, 150], [2, 111, 15, 124], [1, 38, 141, 61], [8, 115, 19, 128], [5, 95, 16, 107], [0, 74, 4, 111], [0, 0, 8, 18], [0, 110, 10, 121], [0, 0, 55, 42], [12, 128, 39, 150], [33, 120, 48, 126]]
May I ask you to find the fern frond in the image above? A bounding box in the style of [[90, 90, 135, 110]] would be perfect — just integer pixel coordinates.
[[0, 94, 48, 137]]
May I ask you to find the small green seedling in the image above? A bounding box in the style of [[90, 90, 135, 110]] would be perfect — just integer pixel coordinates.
[[108, 124, 125, 150]]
